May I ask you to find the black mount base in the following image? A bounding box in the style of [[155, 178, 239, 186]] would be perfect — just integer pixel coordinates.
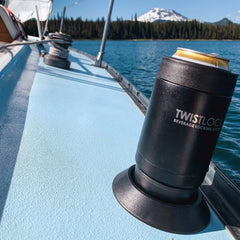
[[112, 165, 210, 234]]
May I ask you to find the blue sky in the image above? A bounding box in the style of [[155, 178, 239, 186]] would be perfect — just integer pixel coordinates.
[[52, 0, 240, 23]]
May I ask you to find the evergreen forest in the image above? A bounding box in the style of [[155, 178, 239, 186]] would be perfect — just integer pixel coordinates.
[[23, 17, 240, 40]]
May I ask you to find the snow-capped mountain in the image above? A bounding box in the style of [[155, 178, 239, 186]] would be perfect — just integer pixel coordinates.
[[137, 8, 189, 23]]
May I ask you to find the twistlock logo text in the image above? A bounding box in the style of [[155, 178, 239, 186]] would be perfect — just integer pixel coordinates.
[[173, 109, 223, 132]]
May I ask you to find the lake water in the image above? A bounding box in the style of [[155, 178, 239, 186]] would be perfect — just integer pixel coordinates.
[[72, 40, 240, 187]]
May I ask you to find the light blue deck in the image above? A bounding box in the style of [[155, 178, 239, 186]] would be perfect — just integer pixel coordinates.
[[0, 50, 232, 239]]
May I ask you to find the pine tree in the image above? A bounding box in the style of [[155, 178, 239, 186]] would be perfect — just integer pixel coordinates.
[[23, 17, 240, 40]]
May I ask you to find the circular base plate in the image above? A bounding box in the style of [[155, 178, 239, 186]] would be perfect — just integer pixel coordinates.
[[112, 165, 210, 234]]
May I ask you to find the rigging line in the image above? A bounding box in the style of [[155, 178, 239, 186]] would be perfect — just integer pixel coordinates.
[[0, 39, 68, 51]]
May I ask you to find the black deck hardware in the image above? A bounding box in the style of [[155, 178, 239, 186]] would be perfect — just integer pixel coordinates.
[[112, 52, 238, 234], [44, 32, 72, 69]]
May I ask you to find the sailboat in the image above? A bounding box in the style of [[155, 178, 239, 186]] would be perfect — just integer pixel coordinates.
[[0, 1, 239, 239]]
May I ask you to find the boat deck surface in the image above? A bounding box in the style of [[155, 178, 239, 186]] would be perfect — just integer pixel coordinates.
[[0, 47, 233, 239]]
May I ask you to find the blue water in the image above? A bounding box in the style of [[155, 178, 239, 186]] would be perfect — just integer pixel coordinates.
[[72, 40, 240, 187]]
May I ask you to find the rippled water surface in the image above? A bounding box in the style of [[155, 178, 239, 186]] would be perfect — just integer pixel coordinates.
[[72, 40, 240, 187]]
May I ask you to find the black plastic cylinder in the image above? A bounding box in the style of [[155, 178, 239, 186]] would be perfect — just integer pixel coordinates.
[[112, 52, 238, 234], [135, 56, 238, 202]]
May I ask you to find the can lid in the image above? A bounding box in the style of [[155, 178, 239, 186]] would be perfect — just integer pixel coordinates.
[[172, 48, 229, 71]]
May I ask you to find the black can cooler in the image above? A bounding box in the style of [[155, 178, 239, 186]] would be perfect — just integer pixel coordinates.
[[112, 48, 238, 234], [136, 51, 237, 196]]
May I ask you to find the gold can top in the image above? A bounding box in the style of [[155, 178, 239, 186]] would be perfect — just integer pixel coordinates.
[[173, 48, 229, 70]]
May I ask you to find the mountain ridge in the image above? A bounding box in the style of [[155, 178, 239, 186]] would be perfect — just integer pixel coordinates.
[[137, 8, 188, 23], [213, 18, 234, 25], [136, 8, 235, 25]]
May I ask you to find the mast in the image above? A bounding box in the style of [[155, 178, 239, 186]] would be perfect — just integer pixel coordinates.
[[94, 0, 114, 67], [35, 5, 43, 40], [43, 0, 53, 36], [59, 6, 66, 33]]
